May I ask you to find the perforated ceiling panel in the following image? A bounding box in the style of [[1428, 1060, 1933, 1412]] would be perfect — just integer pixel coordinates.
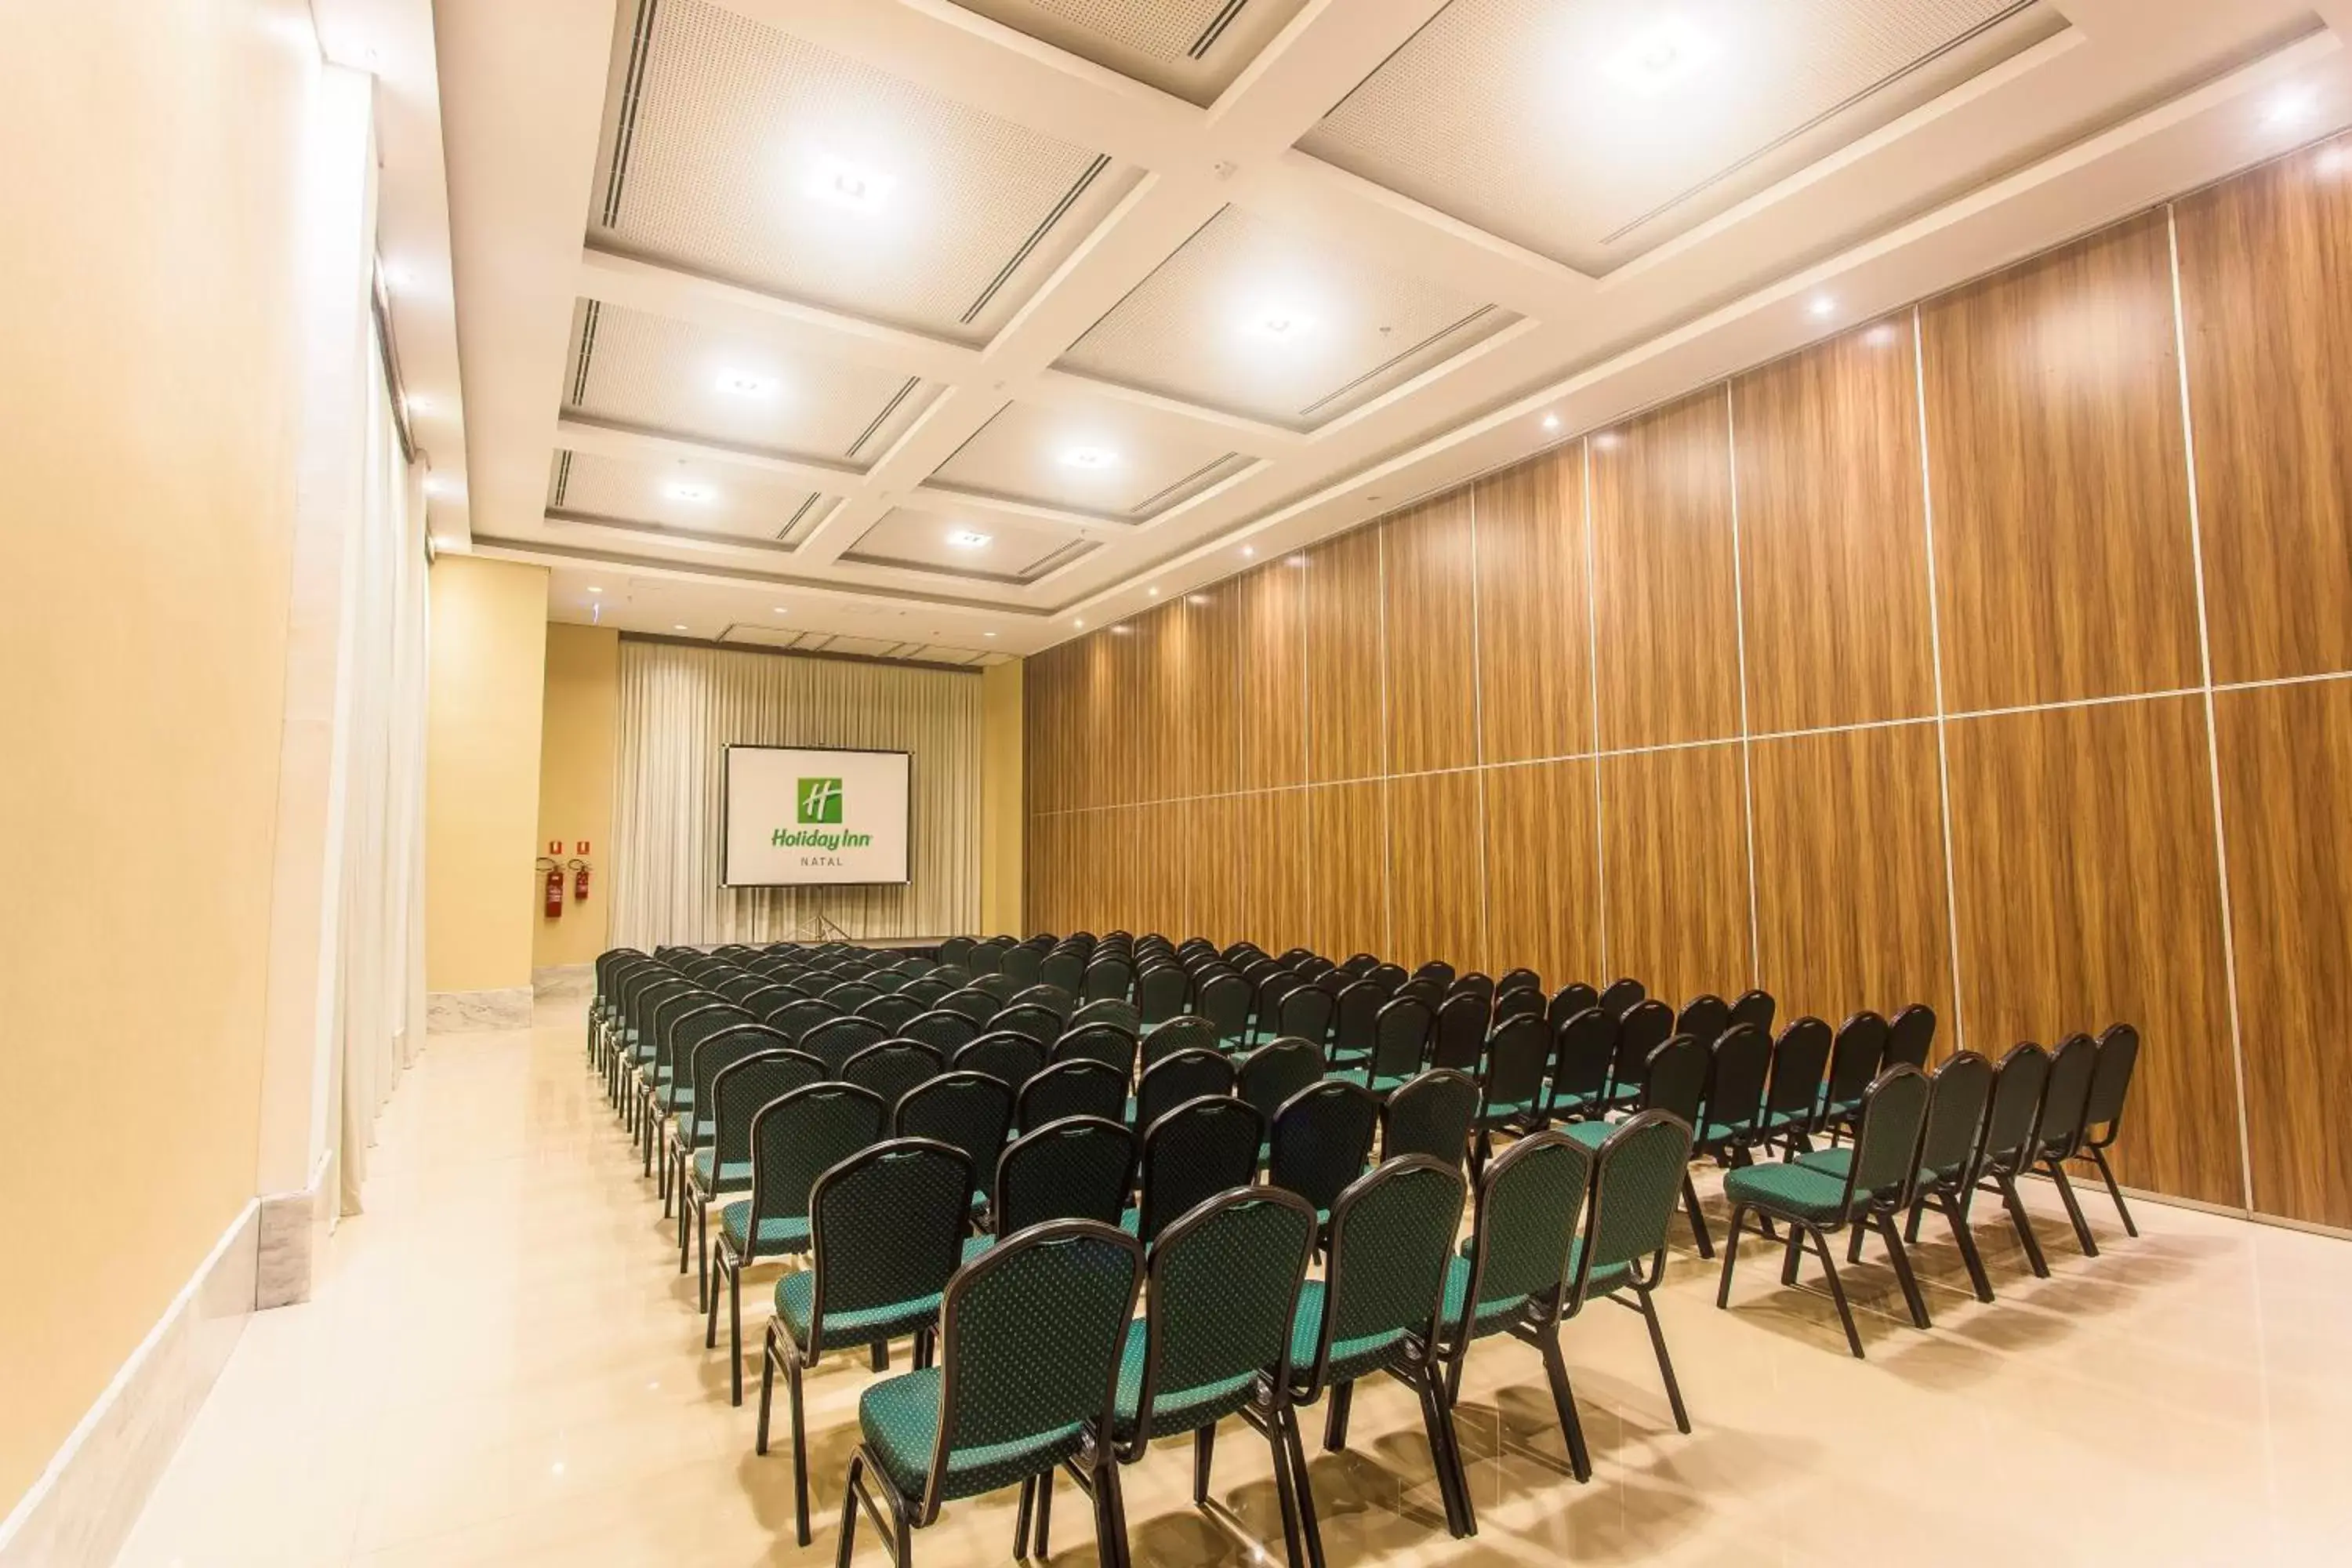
[[564, 299, 934, 463], [946, 0, 1312, 105], [927, 397, 1250, 518], [546, 448, 829, 549], [843, 506, 1096, 583], [1054, 207, 1513, 428], [1301, 0, 2052, 273], [591, 0, 1136, 340]]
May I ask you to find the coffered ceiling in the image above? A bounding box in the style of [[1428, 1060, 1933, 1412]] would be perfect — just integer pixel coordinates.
[[427, 0, 2352, 659]]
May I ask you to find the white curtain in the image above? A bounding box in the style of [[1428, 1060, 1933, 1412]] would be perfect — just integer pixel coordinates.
[[612, 640, 981, 948], [332, 331, 429, 1212]]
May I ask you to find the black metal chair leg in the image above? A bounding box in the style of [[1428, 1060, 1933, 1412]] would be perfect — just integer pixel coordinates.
[[1877, 1212, 1932, 1329], [790, 1357, 813, 1546], [728, 1263, 745, 1405], [1323, 1380, 1353, 1452], [1537, 1328, 1592, 1482], [1193, 1423, 1215, 1504], [1779, 1222, 1806, 1287], [870, 1341, 890, 1373], [1033, 1465, 1054, 1559], [2089, 1145, 2139, 1236], [1995, 1171, 2049, 1277], [1808, 1225, 1864, 1358], [1265, 1411, 1307, 1568], [1846, 1221, 1867, 1265], [1280, 1405, 1326, 1568], [705, 1250, 724, 1348], [1715, 1203, 1748, 1310], [1942, 1194, 1994, 1303], [1410, 1370, 1471, 1539], [1682, 1171, 1714, 1258], [837, 1454, 863, 1568], [2044, 1158, 2100, 1256], [1014, 1476, 1035, 1559], [755, 1328, 777, 1455], [1637, 1287, 1691, 1433]]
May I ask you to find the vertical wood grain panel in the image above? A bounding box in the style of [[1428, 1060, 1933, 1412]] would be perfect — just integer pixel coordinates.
[[1920, 212, 2202, 710], [1590, 390, 1741, 750], [1388, 771, 1483, 972], [1602, 742, 1750, 1005], [1186, 794, 1247, 949], [1475, 449, 1591, 763], [1127, 612, 1168, 804], [1481, 759, 1600, 988], [1185, 584, 1243, 796], [1750, 724, 1952, 1030], [1311, 780, 1389, 964], [1242, 788, 1312, 953], [1236, 562, 1306, 791], [1383, 493, 1479, 774], [1305, 529, 1385, 782], [2176, 136, 2352, 685], [1945, 697, 2240, 1207], [2216, 679, 2352, 1227], [1076, 634, 1116, 810], [1733, 318, 1936, 733]]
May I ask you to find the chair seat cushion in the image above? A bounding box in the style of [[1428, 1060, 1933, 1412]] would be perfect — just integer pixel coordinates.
[[691, 1150, 751, 1189], [860, 1367, 1085, 1502], [1722, 1160, 1852, 1223], [1563, 1120, 1615, 1152], [775, 1269, 940, 1352], [718, 1202, 811, 1255], [1111, 1318, 1258, 1438], [1288, 1280, 1406, 1388], [960, 1233, 994, 1262], [1456, 1236, 1630, 1298], [1440, 1255, 1528, 1339]]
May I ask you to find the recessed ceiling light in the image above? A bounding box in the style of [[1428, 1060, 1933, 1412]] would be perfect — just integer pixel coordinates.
[[2267, 87, 2316, 125], [672, 623, 688, 632], [1604, 18, 1716, 97], [1253, 310, 1314, 339], [772, 605, 789, 613], [664, 481, 715, 503], [1241, 545, 1255, 557], [1542, 413, 1561, 431], [1061, 447, 1116, 470], [717, 371, 777, 397], [1147, 586, 1160, 597], [946, 529, 992, 549], [586, 586, 601, 594], [1808, 294, 1837, 319], [806, 155, 894, 214], [984, 630, 998, 638], [1073, 618, 1084, 628]]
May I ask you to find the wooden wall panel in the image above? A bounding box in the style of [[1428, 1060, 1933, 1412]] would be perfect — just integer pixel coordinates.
[[1733, 318, 1936, 733], [1388, 771, 1483, 973], [1184, 584, 1243, 797], [1750, 724, 1952, 1032], [1920, 212, 2201, 710], [1590, 391, 1741, 750], [1383, 493, 1479, 774], [1185, 795, 1247, 949], [1310, 780, 1388, 964], [1481, 759, 1600, 988], [1240, 788, 1311, 953], [2176, 136, 2352, 685], [1076, 634, 1118, 809], [1945, 697, 2240, 1207], [1235, 562, 1306, 791], [1131, 804, 1185, 939], [1305, 529, 1385, 782], [1601, 742, 1751, 1005], [1474, 450, 1590, 764], [1127, 610, 1171, 804], [2216, 679, 2352, 1228]]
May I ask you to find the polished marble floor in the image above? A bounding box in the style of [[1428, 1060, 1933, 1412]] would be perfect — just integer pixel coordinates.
[[117, 1004, 2352, 1566]]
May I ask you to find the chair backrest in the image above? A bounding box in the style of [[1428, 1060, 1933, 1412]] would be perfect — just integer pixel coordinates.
[[1610, 1000, 1674, 1094], [1269, 1080, 1381, 1214], [1823, 1011, 1892, 1110], [1367, 962, 1408, 995], [744, 1082, 888, 1261], [2084, 1023, 2140, 1142], [1134, 1048, 1235, 1131], [1918, 1051, 1993, 1183], [841, 1040, 944, 1114], [1081, 956, 1134, 1002], [2034, 1033, 2100, 1156], [924, 1221, 1143, 1521], [1882, 1003, 1937, 1070], [761, 996, 838, 1041], [1303, 1156, 1466, 1396], [974, 972, 1021, 1004], [1016, 1058, 1129, 1131], [899, 1007, 980, 1056], [1492, 986, 1545, 1025], [994, 1116, 1137, 1236], [1478, 1014, 1552, 1116], [801, 1015, 888, 1075], [1760, 1017, 1832, 1127], [1639, 1034, 1708, 1124], [952, 1029, 1049, 1092], [1495, 967, 1543, 996], [1979, 1043, 2053, 1173], [990, 1002, 1065, 1044], [1370, 994, 1435, 1080], [1339, 952, 1378, 978], [1136, 964, 1190, 1027], [1380, 1069, 1478, 1170], [1596, 977, 1647, 1019], [1698, 1023, 1773, 1141], [1548, 1007, 1616, 1112], [893, 1072, 1014, 1207], [707, 1048, 828, 1170], [668, 1004, 754, 1105], [1457, 1131, 1593, 1330], [1276, 984, 1337, 1046], [1331, 980, 1384, 1061], [1136, 1097, 1266, 1246], [1237, 1038, 1323, 1127], [1548, 981, 1601, 1031], [936, 989, 998, 1025], [1070, 996, 1142, 1036], [806, 1138, 971, 1359], [822, 980, 882, 1012], [1040, 949, 1087, 994], [1051, 1022, 1139, 1080], [1844, 1065, 1933, 1214], [1675, 993, 1731, 1047], [685, 1023, 792, 1127], [1573, 1110, 1697, 1300], [857, 993, 924, 1033], [936, 937, 977, 970], [1141, 1013, 1219, 1067], [994, 944, 1040, 985], [1197, 971, 1252, 1046], [1430, 991, 1490, 1072], [1414, 960, 1457, 987], [1126, 1189, 1316, 1451]]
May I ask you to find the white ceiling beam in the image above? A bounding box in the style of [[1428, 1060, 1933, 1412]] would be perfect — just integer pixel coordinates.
[[555, 415, 865, 492]]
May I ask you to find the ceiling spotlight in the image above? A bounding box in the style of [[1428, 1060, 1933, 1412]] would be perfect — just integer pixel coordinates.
[[984, 630, 998, 637], [1604, 17, 1715, 97], [1241, 545, 1255, 557], [664, 481, 715, 503], [946, 529, 992, 549], [672, 623, 688, 632], [2267, 87, 2316, 125], [1542, 413, 1561, 431], [1147, 586, 1160, 597], [1808, 294, 1837, 319], [1253, 310, 1313, 339], [806, 155, 895, 214], [1061, 447, 1116, 470], [716, 371, 777, 397], [1073, 618, 1085, 627], [772, 605, 789, 614]]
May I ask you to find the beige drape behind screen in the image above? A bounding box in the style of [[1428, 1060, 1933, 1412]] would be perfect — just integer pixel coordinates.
[[612, 639, 981, 946]]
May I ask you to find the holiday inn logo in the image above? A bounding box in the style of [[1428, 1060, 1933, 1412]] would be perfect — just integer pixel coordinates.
[[797, 777, 844, 824]]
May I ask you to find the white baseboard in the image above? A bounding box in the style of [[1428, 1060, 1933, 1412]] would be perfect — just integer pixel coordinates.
[[0, 1202, 259, 1568], [425, 985, 532, 1032], [254, 1145, 336, 1310]]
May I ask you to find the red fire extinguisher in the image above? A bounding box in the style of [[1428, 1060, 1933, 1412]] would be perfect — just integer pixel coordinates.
[[539, 857, 564, 918], [570, 858, 590, 902]]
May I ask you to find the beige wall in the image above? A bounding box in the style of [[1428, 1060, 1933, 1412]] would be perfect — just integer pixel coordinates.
[[980, 660, 1025, 938], [0, 0, 314, 1514], [534, 623, 619, 970], [425, 556, 548, 994]]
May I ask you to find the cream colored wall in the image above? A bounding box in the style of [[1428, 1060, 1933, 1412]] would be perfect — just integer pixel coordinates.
[[980, 660, 1025, 938], [534, 624, 619, 970], [424, 556, 549, 994], [0, 0, 314, 1515]]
